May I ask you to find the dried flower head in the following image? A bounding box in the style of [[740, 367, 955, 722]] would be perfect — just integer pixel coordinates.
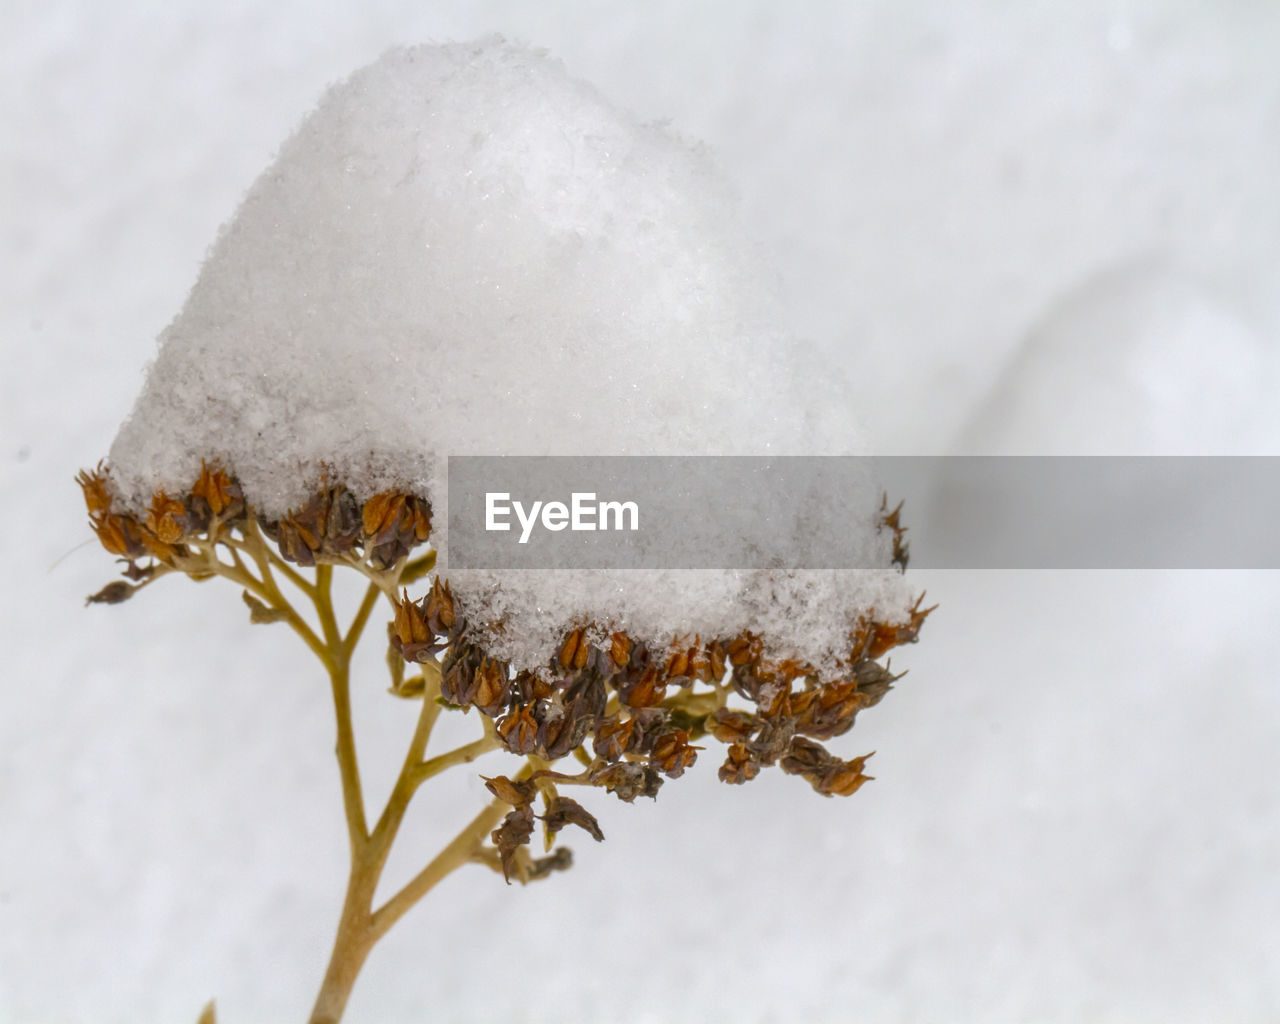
[[79, 463, 930, 1014]]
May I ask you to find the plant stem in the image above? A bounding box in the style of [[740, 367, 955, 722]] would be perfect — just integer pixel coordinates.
[[316, 565, 369, 855], [177, 532, 510, 1021], [369, 779, 527, 943], [303, 561, 515, 1023], [343, 581, 382, 656], [308, 866, 378, 1024]]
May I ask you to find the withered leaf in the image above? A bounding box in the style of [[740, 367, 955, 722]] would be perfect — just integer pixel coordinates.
[[241, 590, 288, 624], [388, 674, 427, 699], [525, 847, 574, 880], [490, 806, 535, 884], [542, 796, 604, 842]]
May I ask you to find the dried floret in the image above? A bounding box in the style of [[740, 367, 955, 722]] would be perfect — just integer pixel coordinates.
[[490, 805, 536, 883], [541, 797, 604, 842]]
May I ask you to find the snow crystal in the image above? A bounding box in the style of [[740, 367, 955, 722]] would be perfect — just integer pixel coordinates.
[[105, 37, 915, 671]]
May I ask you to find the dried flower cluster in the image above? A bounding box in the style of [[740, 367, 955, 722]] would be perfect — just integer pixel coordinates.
[[78, 460, 246, 574], [80, 463, 929, 878], [391, 575, 930, 879], [79, 459, 930, 1021], [77, 461, 431, 602]]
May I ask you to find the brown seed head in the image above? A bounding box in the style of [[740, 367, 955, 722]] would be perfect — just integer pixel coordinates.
[[559, 628, 589, 671], [424, 579, 456, 634], [622, 666, 666, 708], [77, 464, 113, 519], [708, 708, 757, 744], [472, 657, 510, 717], [609, 631, 632, 668], [590, 761, 662, 802], [649, 728, 699, 778], [726, 632, 762, 668], [145, 491, 186, 544], [361, 492, 403, 539], [191, 460, 237, 517], [392, 589, 432, 647], [718, 742, 760, 785], [496, 703, 540, 755], [93, 513, 146, 559]]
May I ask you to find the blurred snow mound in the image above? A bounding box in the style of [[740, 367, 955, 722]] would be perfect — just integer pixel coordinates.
[[954, 260, 1280, 455]]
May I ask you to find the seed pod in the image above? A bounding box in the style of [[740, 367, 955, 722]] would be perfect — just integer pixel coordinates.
[[609, 631, 632, 668], [666, 646, 691, 679], [649, 728, 698, 778], [559, 628, 589, 671], [852, 659, 898, 708], [483, 775, 539, 808], [86, 580, 135, 606], [707, 640, 726, 681], [496, 703, 540, 755], [423, 578, 456, 635], [779, 736, 831, 776], [93, 513, 147, 559], [746, 717, 795, 767], [410, 497, 433, 543], [361, 492, 403, 540], [538, 701, 591, 759], [589, 761, 662, 802], [472, 657, 510, 718], [718, 742, 759, 785], [440, 647, 478, 706], [324, 487, 362, 554], [817, 754, 874, 797], [593, 714, 641, 762], [190, 460, 242, 520], [361, 491, 432, 566], [621, 666, 665, 708], [145, 489, 185, 540], [562, 669, 607, 721], [708, 708, 756, 744], [794, 679, 865, 740], [726, 632, 762, 668], [76, 464, 114, 519]]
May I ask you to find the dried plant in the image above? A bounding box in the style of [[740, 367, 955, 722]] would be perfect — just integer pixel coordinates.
[[79, 460, 931, 1023]]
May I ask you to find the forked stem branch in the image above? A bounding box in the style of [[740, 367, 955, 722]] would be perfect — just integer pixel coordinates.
[[295, 556, 507, 1024]]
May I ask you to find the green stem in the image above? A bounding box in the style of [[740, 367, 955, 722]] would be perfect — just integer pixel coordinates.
[[409, 725, 500, 787], [343, 581, 382, 657], [178, 543, 327, 662], [369, 774, 528, 944], [316, 564, 369, 853]]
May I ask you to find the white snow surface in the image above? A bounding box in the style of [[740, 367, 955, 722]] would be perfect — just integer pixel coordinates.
[[6, 4, 1280, 1024], [108, 39, 815, 514], [104, 37, 911, 672]]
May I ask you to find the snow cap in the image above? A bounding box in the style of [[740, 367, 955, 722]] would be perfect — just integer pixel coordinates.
[[107, 37, 914, 671]]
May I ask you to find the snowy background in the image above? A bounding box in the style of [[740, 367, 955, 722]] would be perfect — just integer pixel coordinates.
[[3, 2, 1280, 1022]]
